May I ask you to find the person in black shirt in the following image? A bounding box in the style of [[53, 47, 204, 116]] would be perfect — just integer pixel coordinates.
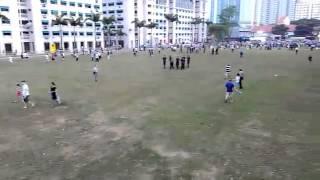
[[187, 55, 191, 68], [215, 48, 219, 55], [49, 82, 61, 105], [240, 51, 244, 58], [162, 55, 167, 69], [211, 47, 215, 55], [308, 55, 312, 63], [181, 57, 185, 70], [176, 56, 180, 69], [169, 56, 174, 69]]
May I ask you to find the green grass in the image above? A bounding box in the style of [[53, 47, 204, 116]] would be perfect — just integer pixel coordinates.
[[0, 48, 319, 180]]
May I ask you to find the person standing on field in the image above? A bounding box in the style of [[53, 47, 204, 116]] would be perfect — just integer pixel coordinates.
[[21, 81, 35, 109], [93, 64, 98, 82], [49, 82, 61, 105]]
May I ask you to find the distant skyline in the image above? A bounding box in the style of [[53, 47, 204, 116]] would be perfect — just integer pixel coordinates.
[[209, 0, 320, 26]]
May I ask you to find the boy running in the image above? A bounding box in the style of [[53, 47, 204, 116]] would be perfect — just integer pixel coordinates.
[[225, 79, 241, 103], [21, 81, 35, 108]]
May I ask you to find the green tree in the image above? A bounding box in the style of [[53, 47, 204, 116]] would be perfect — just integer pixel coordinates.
[[52, 15, 69, 50], [131, 18, 146, 48], [272, 24, 289, 37], [207, 24, 227, 42], [102, 16, 116, 48], [294, 25, 314, 36], [68, 17, 83, 53], [85, 12, 102, 49], [115, 29, 127, 48], [144, 22, 158, 47], [218, 6, 238, 37], [164, 14, 179, 43], [0, 13, 8, 21]]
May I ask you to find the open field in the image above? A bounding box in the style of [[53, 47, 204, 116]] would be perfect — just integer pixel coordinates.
[[0, 48, 319, 180]]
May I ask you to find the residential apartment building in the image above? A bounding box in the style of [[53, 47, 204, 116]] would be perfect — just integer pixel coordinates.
[[294, 0, 320, 20], [0, 0, 104, 54], [103, 0, 207, 48]]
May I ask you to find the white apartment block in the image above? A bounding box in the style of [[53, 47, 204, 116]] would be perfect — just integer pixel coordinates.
[[294, 0, 320, 20], [0, 0, 104, 54], [103, 0, 207, 49]]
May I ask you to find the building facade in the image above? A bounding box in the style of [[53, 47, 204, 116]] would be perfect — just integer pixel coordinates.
[[294, 0, 320, 20], [103, 0, 208, 49], [0, 0, 104, 54]]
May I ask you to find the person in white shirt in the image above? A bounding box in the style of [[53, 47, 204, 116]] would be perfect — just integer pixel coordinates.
[[21, 81, 34, 108], [8, 56, 13, 63], [95, 52, 100, 62], [45, 54, 49, 62], [92, 65, 98, 82], [75, 53, 79, 62], [235, 73, 241, 88]]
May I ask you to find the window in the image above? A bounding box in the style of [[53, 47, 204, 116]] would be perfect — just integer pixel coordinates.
[[60, 0, 67, 5], [117, 25, 124, 28], [61, 11, 68, 16], [148, 4, 151, 7], [85, 4, 91, 8], [19, 9, 28, 14], [95, 23, 101, 27], [116, 2, 123, 5], [109, 10, 114, 14], [40, 0, 47, 3], [51, 10, 58, 15], [117, 17, 123, 21], [69, 2, 75, 6], [78, 3, 82, 7], [42, 31, 49, 36], [3, 31, 11, 36], [41, 9, 48, 14], [86, 32, 93, 36], [50, 0, 57, 4], [103, 3, 106, 7], [42, 20, 49, 25], [94, 5, 100, 9], [70, 12, 76, 16], [148, 12, 151, 14], [103, 11, 106, 14], [86, 23, 92, 27], [78, 13, 83, 17], [117, 10, 123, 13], [71, 32, 77, 35], [85, 13, 91, 17], [63, 31, 69, 36], [52, 31, 59, 35], [0, 6, 9, 12], [79, 32, 84, 36], [2, 19, 10, 24], [108, 3, 114, 6], [96, 32, 101, 36]]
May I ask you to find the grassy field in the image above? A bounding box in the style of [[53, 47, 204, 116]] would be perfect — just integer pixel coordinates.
[[0, 48, 319, 180]]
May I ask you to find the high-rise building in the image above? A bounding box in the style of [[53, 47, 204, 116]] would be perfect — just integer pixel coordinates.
[[210, 0, 240, 23], [0, 0, 104, 54], [294, 0, 320, 20], [103, 0, 208, 48]]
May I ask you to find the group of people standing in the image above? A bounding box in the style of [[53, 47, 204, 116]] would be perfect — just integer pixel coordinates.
[[224, 64, 244, 103], [162, 55, 191, 70]]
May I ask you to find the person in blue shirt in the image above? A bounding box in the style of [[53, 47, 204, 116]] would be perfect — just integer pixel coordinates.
[[225, 79, 241, 103]]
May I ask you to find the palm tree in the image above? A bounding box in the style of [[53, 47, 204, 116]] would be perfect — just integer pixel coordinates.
[[52, 15, 69, 50], [164, 14, 179, 44], [102, 16, 116, 48], [131, 18, 146, 49], [68, 17, 83, 53], [144, 22, 158, 47], [191, 17, 203, 43], [85, 12, 102, 49], [115, 29, 127, 48]]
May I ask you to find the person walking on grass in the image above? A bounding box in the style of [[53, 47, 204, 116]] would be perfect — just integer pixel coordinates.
[[225, 64, 231, 79], [14, 83, 22, 103], [225, 79, 241, 103], [169, 56, 174, 69], [162, 55, 167, 69], [239, 69, 244, 89], [176, 56, 180, 69], [75, 53, 79, 62], [240, 50, 244, 58], [49, 82, 61, 105], [308, 55, 312, 63], [181, 57, 185, 70], [93, 64, 98, 82], [21, 81, 35, 109], [187, 55, 191, 68]]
